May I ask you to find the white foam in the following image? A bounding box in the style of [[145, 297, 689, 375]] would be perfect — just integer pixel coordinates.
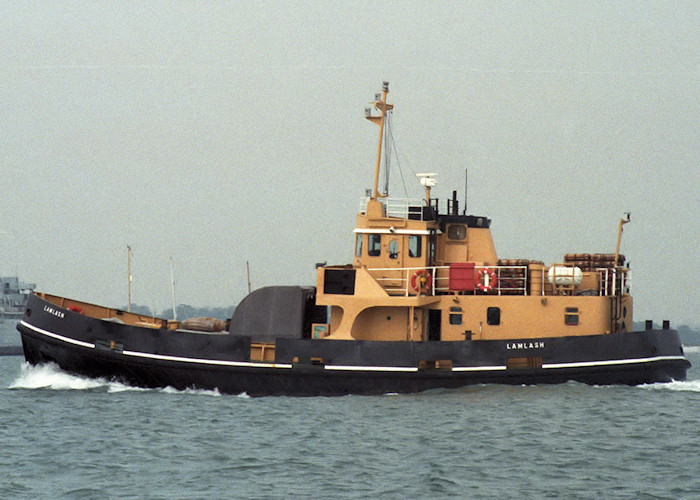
[[160, 385, 222, 397], [639, 379, 700, 392], [9, 362, 107, 391], [9, 362, 225, 396], [106, 383, 150, 393], [9, 363, 224, 397]]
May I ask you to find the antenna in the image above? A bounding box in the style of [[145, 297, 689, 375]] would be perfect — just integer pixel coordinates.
[[246, 260, 252, 294], [463, 169, 468, 214]]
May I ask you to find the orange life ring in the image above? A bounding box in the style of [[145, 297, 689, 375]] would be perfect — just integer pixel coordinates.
[[476, 268, 498, 293], [410, 270, 433, 293], [67, 305, 84, 314]]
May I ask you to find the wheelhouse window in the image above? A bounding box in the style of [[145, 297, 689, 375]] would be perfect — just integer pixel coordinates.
[[487, 307, 501, 325], [449, 307, 463, 325], [355, 235, 363, 257], [368, 234, 381, 257], [408, 235, 422, 258], [447, 224, 466, 240], [388, 240, 399, 259], [565, 307, 579, 326]]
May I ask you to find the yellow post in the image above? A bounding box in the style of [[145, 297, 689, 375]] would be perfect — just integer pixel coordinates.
[[614, 212, 631, 267]]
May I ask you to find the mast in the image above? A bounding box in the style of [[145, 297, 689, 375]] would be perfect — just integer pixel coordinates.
[[365, 82, 394, 201], [169, 256, 177, 321], [127, 245, 133, 312]]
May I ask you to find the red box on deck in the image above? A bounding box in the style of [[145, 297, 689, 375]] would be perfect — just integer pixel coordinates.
[[449, 262, 476, 292]]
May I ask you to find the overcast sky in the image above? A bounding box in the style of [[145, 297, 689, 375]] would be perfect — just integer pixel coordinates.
[[2, 1, 698, 325]]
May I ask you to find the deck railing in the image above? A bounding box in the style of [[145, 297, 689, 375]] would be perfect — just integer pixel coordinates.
[[594, 267, 630, 296], [367, 265, 528, 296], [359, 197, 427, 220], [366, 265, 629, 297]]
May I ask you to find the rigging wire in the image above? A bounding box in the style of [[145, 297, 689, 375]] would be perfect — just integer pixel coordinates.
[[382, 110, 392, 196], [386, 116, 411, 198]]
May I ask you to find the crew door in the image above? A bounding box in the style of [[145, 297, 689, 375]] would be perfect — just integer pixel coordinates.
[[427, 309, 441, 341]]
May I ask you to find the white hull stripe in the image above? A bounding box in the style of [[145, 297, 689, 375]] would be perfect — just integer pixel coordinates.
[[541, 356, 687, 369], [454, 356, 687, 371], [20, 320, 94, 349], [20, 320, 687, 373], [20, 321, 292, 369], [122, 349, 292, 369], [453, 365, 507, 372], [325, 365, 418, 372]]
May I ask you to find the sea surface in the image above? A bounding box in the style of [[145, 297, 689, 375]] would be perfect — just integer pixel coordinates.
[[1, 320, 21, 347], [0, 321, 698, 499]]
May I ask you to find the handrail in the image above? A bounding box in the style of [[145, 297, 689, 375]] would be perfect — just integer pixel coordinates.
[[359, 197, 426, 220], [367, 265, 528, 296], [367, 264, 630, 297], [595, 267, 630, 296], [535, 265, 630, 296]]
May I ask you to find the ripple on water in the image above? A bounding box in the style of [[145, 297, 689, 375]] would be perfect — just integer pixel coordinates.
[[1, 353, 698, 498]]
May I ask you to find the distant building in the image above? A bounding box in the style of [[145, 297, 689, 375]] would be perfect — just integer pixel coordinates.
[[1, 277, 35, 319]]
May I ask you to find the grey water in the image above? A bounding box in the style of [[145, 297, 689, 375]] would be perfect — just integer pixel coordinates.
[[0, 330, 698, 499]]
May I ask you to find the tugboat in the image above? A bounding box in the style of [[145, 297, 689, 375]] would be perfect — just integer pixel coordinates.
[[17, 83, 690, 395]]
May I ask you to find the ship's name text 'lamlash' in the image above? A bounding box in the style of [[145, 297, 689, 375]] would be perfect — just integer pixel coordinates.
[[506, 341, 545, 350]]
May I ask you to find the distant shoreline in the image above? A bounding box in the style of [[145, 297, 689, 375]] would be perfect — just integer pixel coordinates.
[[0, 346, 22, 356]]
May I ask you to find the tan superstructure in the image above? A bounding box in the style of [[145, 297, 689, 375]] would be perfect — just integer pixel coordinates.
[[315, 83, 632, 343]]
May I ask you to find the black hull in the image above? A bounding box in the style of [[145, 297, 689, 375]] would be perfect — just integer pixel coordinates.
[[18, 295, 691, 396]]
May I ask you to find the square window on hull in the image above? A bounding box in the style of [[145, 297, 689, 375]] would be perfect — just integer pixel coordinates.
[[565, 307, 579, 326], [449, 307, 462, 325], [487, 307, 500, 325]]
